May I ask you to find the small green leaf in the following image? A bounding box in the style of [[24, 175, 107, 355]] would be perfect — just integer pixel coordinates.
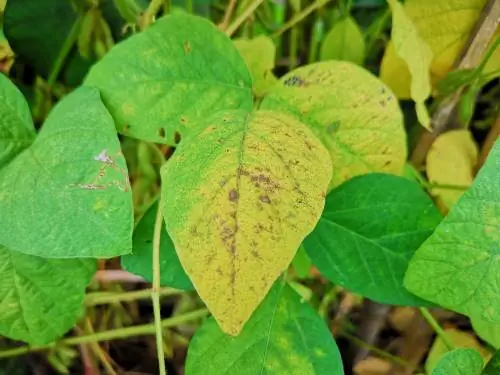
[[233, 35, 278, 98], [431, 348, 484, 375], [304, 173, 441, 306], [386, 0, 433, 129], [0, 73, 35, 169], [0, 87, 133, 259], [483, 350, 500, 375], [84, 13, 253, 145], [405, 141, 500, 323], [320, 16, 365, 65], [260, 61, 407, 190], [161, 109, 332, 335], [185, 280, 344, 375], [121, 200, 193, 290], [0, 244, 96, 345]]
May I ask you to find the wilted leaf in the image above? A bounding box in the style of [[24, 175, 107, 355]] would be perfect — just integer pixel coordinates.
[[320, 16, 365, 65], [0, 74, 35, 169], [431, 348, 484, 375], [260, 61, 406, 190], [425, 328, 491, 373], [0, 87, 133, 259], [185, 280, 344, 375], [304, 173, 441, 306], [161, 109, 332, 335], [385, 0, 433, 129], [84, 13, 253, 145], [0, 244, 96, 345], [405, 141, 500, 324], [234, 35, 278, 98], [427, 130, 478, 209], [121, 200, 193, 290]]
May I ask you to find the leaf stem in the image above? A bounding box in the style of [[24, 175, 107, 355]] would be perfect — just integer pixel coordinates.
[[47, 13, 84, 87], [225, 0, 265, 37], [140, 0, 163, 30], [0, 308, 209, 359], [271, 0, 331, 38], [84, 287, 184, 306], [152, 201, 167, 375], [425, 182, 470, 191], [419, 308, 455, 351]]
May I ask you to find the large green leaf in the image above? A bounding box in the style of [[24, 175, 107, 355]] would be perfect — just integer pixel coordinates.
[[260, 61, 407, 190], [121, 200, 193, 290], [0, 87, 133, 259], [304, 173, 441, 306], [185, 280, 344, 375], [161, 109, 332, 335], [0, 73, 35, 169], [431, 348, 483, 375], [0, 244, 96, 345], [84, 13, 253, 145], [405, 141, 500, 323]]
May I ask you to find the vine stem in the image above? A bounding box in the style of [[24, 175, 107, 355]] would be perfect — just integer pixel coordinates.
[[152, 201, 167, 375], [225, 0, 265, 37], [0, 308, 209, 359], [84, 287, 184, 306], [419, 308, 455, 351], [271, 0, 331, 38]]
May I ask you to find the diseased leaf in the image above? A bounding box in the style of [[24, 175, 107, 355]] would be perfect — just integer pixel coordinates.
[[260, 61, 407, 190], [0, 73, 35, 169], [161, 109, 332, 335], [185, 280, 344, 375], [385, 0, 433, 129], [0, 87, 133, 259], [304, 173, 441, 306], [405, 141, 500, 324], [234, 35, 278, 98], [121, 200, 193, 290], [84, 13, 253, 145], [425, 328, 491, 373], [472, 317, 500, 349], [381, 0, 500, 99], [431, 348, 484, 375], [427, 130, 478, 209], [0, 244, 96, 345], [320, 16, 365, 65]]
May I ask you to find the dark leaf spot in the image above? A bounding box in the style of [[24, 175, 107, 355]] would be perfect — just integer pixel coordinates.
[[229, 189, 239, 202], [260, 195, 271, 204], [158, 128, 166, 138], [174, 132, 181, 143], [327, 121, 340, 134], [183, 41, 191, 53]]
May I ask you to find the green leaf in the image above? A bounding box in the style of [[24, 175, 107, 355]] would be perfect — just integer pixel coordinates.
[[0, 244, 96, 345], [405, 141, 500, 323], [385, 0, 433, 129], [121, 200, 193, 290], [0, 87, 133, 259], [185, 280, 344, 375], [291, 245, 312, 279], [0, 73, 35, 169], [472, 317, 500, 349], [161, 109, 332, 335], [320, 16, 365, 65], [483, 350, 500, 375], [84, 13, 253, 145], [260, 61, 407, 190], [304, 173, 441, 306], [233, 35, 278, 98], [431, 348, 484, 375]]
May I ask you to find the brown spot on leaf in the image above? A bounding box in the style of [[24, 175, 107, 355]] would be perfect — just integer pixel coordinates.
[[229, 189, 239, 202], [158, 128, 166, 138], [180, 116, 188, 124], [174, 132, 181, 143], [183, 41, 191, 53], [123, 124, 130, 132], [251, 249, 262, 259], [260, 195, 271, 204]]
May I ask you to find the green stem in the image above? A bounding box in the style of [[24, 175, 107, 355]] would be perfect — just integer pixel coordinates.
[[186, 0, 193, 13], [152, 201, 167, 375], [47, 13, 84, 87], [474, 35, 500, 76], [271, 0, 331, 38], [420, 308, 455, 351], [425, 182, 470, 191], [84, 287, 184, 306], [225, 0, 265, 37], [140, 0, 163, 30], [0, 309, 209, 359]]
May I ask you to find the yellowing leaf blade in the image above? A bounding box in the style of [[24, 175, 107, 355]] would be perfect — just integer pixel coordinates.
[[161, 109, 332, 335]]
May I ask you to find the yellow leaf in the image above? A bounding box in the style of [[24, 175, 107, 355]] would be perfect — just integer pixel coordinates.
[[233, 35, 278, 98], [426, 129, 478, 209], [320, 16, 366, 65], [425, 328, 492, 373], [386, 0, 433, 129], [161, 109, 332, 335], [381, 0, 500, 100], [261, 61, 407, 190]]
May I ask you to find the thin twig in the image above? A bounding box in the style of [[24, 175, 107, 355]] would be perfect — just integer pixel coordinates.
[[85, 287, 184, 306], [218, 0, 237, 31], [419, 308, 455, 351], [225, 0, 265, 37]]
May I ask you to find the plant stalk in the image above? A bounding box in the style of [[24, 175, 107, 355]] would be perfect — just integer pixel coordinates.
[[225, 0, 265, 37], [419, 308, 455, 351], [271, 0, 331, 38], [84, 287, 184, 306]]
